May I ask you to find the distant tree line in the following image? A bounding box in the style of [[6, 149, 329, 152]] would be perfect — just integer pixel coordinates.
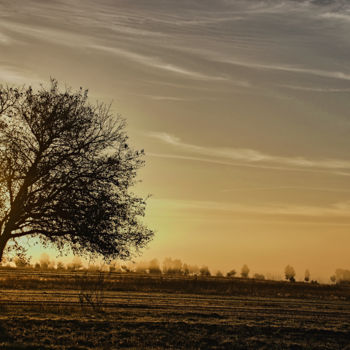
[[2, 254, 255, 279], [4, 254, 349, 284]]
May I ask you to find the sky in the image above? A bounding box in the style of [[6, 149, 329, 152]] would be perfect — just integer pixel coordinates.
[[1, 0, 350, 281]]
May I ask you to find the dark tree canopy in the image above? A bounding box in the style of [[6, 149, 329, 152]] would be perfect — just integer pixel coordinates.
[[0, 80, 153, 262]]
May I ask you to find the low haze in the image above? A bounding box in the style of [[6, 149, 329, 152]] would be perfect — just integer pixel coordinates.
[[1, 0, 350, 281]]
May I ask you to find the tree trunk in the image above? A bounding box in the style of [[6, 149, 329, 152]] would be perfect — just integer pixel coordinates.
[[0, 234, 9, 263]]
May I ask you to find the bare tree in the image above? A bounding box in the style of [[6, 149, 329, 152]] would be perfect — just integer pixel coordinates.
[[0, 80, 153, 262]]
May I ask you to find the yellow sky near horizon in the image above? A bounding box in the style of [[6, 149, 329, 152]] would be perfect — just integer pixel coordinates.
[[1, 0, 350, 281]]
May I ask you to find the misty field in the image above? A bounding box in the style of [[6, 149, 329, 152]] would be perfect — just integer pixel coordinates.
[[0, 269, 350, 349]]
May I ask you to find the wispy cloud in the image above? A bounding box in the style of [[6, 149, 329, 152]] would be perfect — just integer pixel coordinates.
[[221, 186, 350, 193], [276, 84, 350, 93], [152, 198, 350, 220], [141, 95, 216, 102], [0, 20, 91, 48], [321, 12, 350, 22], [214, 57, 350, 81], [88, 44, 229, 81], [1, 19, 232, 83], [145, 95, 191, 101], [147, 132, 350, 173], [0, 66, 42, 85], [148, 152, 350, 177], [166, 44, 350, 83], [108, 24, 167, 38], [0, 32, 10, 44]]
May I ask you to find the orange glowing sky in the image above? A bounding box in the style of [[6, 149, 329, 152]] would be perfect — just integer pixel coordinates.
[[1, 0, 350, 281]]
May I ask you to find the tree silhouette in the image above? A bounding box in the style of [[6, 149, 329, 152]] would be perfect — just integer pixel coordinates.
[[199, 265, 211, 277], [284, 265, 296, 282], [304, 269, 310, 282], [241, 264, 250, 278], [226, 269, 236, 278], [0, 80, 153, 262]]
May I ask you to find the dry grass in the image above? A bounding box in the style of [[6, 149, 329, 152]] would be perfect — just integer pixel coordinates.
[[0, 269, 349, 349]]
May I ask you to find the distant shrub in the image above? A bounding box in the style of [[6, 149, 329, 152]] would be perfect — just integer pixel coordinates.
[[253, 273, 265, 280], [182, 263, 190, 276], [108, 260, 122, 272], [226, 269, 236, 278], [304, 269, 310, 282], [39, 253, 55, 270], [134, 261, 148, 274], [163, 258, 183, 275], [199, 266, 211, 277], [56, 261, 65, 270], [148, 259, 162, 274], [215, 270, 223, 277], [77, 271, 107, 313], [67, 256, 83, 271], [334, 268, 350, 283], [330, 275, 336, 283], [284, 265, 296, 282], [188, 264, 200, 276], [87, 264, 101, 272], [121, 265, 131, 272], [13, 255, 31, 268], [241, 265, 250, 278]]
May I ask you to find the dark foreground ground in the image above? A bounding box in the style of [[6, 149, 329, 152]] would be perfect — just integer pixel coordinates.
[[0, 270, 350, 349]]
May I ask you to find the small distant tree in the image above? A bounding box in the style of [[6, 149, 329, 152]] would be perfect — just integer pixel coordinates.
[[334, 268, 350, 283], [67, 256, 83, 271], [148, 258, 161, 274], [215, 270, 223, 277], [87, 264, 101, 272], [108, 260, 118, 272], [199, 266, 211, 277], [163, 258, 182, 275], [182, 263, 190, 276], [56, 261, 65, 270], [241, 264, 250, 278], [304, 269, 310, 282], [121, 264, 131, 273], [134, 261, 148, 274], [39, 252, 51, 270], [226, 269, 236, 278], [0, 256, 7, 266], [13, 255, 31, 268], [284, 265, 296, 282], [188, 264, 200, 276], [330, 275, 336, 283], [253, 273, 265, 280]]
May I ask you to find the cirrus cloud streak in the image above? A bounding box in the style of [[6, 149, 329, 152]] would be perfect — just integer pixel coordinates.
[[147, 132, 350, 173]]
